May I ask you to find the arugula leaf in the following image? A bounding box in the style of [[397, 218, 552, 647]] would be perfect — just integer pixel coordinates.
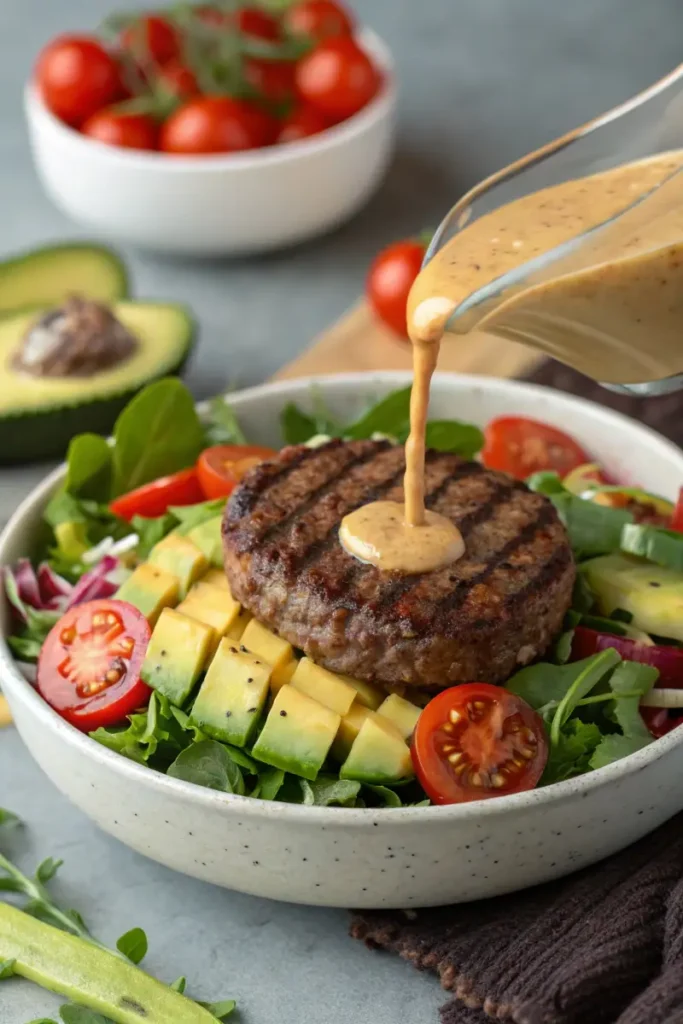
[[7, 634, 43, 661], [26, 1018, 58, 1023], [255, 767, 285, 801], [64, 434, 113, 502], [307, 777, 361, 806], [344, 387, 411, 441], [549, 649, 621, 744], [281, 403, 318, 445], [167, 740, 246, 794], [59, 1007, 112, 1024], [112, 378, 204, 497], [0, 958, 15, 979], [116, 926, 148, 965], [36, 857, 63, 884], [542, 719, 603, 784], [507, 653, 616, 712], [590, 733, 650, 770], [130, 513, 177, 560], [423, 420, 484, 458], [199, 999, 236, 1020], [171, 977, 186, 993], [204, 397, 247, 446], [608, 661, 658, 741], [552, 628, 575, 665]]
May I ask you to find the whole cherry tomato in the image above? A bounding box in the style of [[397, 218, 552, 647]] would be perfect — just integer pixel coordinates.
[[295, 37, 380, 121], [482, 417, 590, 480], [35, 35, 122, 127], [366, 239, 426, 337], [277, 103, 329, 144], [157, 60, 199, 99], [37, 599, 151, 732], [235, 6, 280, 39], [245, 58, 296, 105], [197, 445, 278, 499], [82, 108, 158, 150], [411, 683, 548, 804], [161, 95, 276, 154], [285, 0, 354, 41], [120, 15, 180, 65]]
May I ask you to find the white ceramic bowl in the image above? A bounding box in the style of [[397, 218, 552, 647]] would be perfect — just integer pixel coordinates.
[[25, 30, 396, 257], [3, 372, 683, 909]]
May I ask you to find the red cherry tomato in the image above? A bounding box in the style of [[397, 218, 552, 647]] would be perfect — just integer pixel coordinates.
[[235, 6, 280, 39], [366, 239, 426, 337], [160, 95, 276, 154], [197, 445, 278, 500], [411, 683, 548, 804], [641, 706, 683, 738], [277, 103, 329, 144], [121, 15, 180, 65], [285, 0, 354, 41], [35, 35, 122, 127], [245, 58, 296, 105], [196, 5, 228, 26], [672, 487, 683, 533], [158, 60, 199, 99], [110, 467, 205, 521], [82, 109, 158, 150], [295, 37, 380, 122], [37, 600, 151, 732], [481, 416, 590, 480]]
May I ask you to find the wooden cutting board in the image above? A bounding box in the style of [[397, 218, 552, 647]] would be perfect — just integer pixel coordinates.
[[275, 300, 542, 380]]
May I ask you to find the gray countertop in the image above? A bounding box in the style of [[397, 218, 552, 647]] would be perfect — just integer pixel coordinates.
[[2, 1, 683, 1020]]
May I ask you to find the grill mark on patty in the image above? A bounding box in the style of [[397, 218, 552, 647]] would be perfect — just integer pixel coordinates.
[[253, 440, 390, 549], [365, 475, 527, 615], [227, 442, 326, 520], [435, 502, 558, 617], [504, 542, 574, 611]]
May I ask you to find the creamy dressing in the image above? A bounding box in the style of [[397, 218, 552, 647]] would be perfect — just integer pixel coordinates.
[[342, 152, 683, 572]]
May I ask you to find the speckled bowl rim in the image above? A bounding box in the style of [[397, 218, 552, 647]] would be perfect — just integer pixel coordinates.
[[24, 28, 396, 172], [2, 370, 683, 827]]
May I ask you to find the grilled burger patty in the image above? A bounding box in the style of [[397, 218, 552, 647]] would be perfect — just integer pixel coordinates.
[[222, 438, 576, 691]]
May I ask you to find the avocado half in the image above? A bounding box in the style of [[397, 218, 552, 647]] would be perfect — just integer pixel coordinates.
[[0, 243, 128, 312], [0, 301, 195, 462]]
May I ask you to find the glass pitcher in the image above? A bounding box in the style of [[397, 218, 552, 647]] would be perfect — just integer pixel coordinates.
[[423, 63, 683, 396]]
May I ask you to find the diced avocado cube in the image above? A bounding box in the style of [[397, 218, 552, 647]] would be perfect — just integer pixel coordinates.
[[191, 638, 271, 747], [176, 582, 242, 657], [376, 694, 421, 740], [148, 533, 208, 599], [340, 715, 413, 784], [339, 674, 385, 710], [116, 562, 179, 625], [241, 618, 295, 688], [201, 568, 231, 593], [186, 515, 224, 567], [226, 608, 252, 641], [583, 553, 683, 641], [270, 658, 297, 695], [330, 704, 374, 763], [252, 685, 341, 781], [291, 657, 356, 716], [141, 608, 213, 706]]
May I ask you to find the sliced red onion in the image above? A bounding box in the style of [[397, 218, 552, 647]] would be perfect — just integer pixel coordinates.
[[13, 559, 43, 608], [65, 555, 119, 610], [571, 626, 683, 687], [37, 563, 73, 608]]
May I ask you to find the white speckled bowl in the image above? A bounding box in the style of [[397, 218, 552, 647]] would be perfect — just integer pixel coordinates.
[[2, 372, 683, 909]]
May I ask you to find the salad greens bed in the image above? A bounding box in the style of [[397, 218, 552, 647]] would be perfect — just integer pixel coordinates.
[[2, 377, 679, 806]]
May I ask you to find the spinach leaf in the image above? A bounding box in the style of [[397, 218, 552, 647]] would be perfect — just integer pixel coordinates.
[[526, 471, 566, 496], [366, 785, 402, 808], [550, 492, 633, 557], [298, 779, 315, 805], [112, 379, 204, 497], [572, 572, 596, 613], [344, 387, 411, 441], [549, 649, 621, 744], [552, 628, 576, 664], [255, 767, 285, 801], [542, 719, 602, 784], [167, 740, 246, 794], [64, 434, 113, 502], [116, 926, 148, 965], [507, 652, 617, 712], [307, 777, 361, 806], [281, 402, 318, 445], [204, 397, 246, 446], [60, 1007, 112, 1024], [423, 420, 484, 458], [170, 499, 226, 534], [130, 513, 177, 560]]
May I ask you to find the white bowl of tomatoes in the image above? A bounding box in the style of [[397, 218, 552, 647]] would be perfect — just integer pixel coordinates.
[[26, 3, 396, 256]]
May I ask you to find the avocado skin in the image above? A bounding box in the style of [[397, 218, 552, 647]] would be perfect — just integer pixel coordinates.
[[0, 318, 195, 463]]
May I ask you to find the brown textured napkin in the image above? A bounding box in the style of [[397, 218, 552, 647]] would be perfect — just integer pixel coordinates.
[[351, 361, 683, 1024]]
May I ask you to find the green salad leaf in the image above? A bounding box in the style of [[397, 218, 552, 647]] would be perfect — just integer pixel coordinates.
[[344, 386, 411, 441], [167, 740, 246, 795], [423, 420, 484, 457], [203, 396, 247, 446], [542, 719, 603, 784], [64, 434, 113, 501], [116, 926, 148, 965], [130, 513, 177, 561], [281, 402, 319, 445]]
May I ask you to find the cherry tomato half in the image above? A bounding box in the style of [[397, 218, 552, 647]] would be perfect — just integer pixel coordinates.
[[37, 599, 151, 732], [672, 487, 683, 533], [411, 683, 548, 804], [110, 467, 205, 521], [285, 0, 355, 41], [120, 15, 180, 66], [197, 445, 278, 499], [277, 103, 329, 144], [481, 416, 590, 480], [366, 239, 426, 337], [35, 35, 122, 127], [295, 37, 380, 122], [82, 109, 158, 150], [160, 95, 276, 154]]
